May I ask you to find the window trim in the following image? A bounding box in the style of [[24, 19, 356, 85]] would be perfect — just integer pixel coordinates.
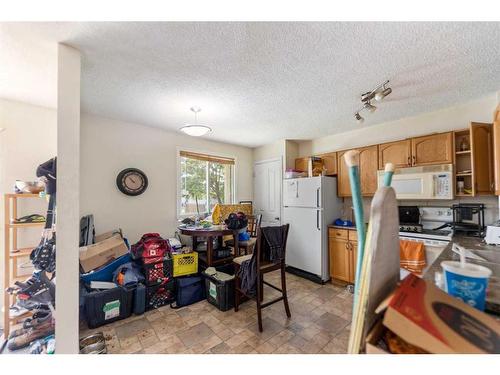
[[176, 146, 237, 219]]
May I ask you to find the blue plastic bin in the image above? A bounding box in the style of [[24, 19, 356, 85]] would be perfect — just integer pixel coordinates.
[[80, 253, 132, 283]]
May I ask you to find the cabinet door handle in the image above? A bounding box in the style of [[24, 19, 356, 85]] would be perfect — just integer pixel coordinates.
[[412, 155, 416, 165], [407, 156, 411, 166]]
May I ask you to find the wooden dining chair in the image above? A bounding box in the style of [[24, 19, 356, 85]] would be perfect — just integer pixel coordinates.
[[226, 214, 262, 256], [233, 224, 291, 332]]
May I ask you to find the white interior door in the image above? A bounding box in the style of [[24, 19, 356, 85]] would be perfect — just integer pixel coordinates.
[[254, 158, 282, 227]]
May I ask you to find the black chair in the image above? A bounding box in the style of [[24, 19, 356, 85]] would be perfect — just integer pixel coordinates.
[[226, 214, 262, 256], [233, 224, 291, 332]]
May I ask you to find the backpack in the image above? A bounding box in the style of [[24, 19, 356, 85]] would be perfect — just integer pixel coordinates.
[[224, 212, 248, 230], [130, 233, 171, 260]]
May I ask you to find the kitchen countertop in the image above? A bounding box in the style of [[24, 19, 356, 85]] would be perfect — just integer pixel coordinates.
[[423, 235, 500, 281], [328, 224, 357, 230], [423, 235, 500, 316]]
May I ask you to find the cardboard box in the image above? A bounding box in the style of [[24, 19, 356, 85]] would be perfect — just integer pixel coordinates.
[[383, 274, 500, 354], [95, 229, 122, 243], [365, 320, 390, 354], [79, 233, 128, 273]]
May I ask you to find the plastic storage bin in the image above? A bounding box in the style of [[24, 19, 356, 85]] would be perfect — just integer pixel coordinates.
[[82, 285, 135, 328], [141, 256, 173, 286], [172, 252, 198, 277], [80, 253, 132, 283], [203, 271, 235, 311], [145, 280, 175, 310]]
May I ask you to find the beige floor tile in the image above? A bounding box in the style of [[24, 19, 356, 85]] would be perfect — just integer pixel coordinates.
[[82, 269, 354, 355], [224, 329, 254, 348], [267, 329, 295, 347], [176, 322, 216, 348]]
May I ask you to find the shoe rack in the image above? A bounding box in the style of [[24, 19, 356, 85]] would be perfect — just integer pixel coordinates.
[[3, 193, 45, 339]]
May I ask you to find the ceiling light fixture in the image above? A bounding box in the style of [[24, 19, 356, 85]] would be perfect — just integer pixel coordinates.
[[353, 80, 392, 123], [363, 101, 377, 113], [180, 107, 212, 137]]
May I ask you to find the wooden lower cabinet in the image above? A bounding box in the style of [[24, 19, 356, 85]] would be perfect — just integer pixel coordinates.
[[329, 238, 350, 282], [329, 228, 357, 284]]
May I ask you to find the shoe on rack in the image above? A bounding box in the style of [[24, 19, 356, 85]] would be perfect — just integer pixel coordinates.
[[7, 319, 55, 351], [8, 311, 52, 339]]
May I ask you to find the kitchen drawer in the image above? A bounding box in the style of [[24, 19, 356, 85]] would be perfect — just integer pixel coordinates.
[[349, 230, 358, 241], [329, 228, 348, 240]]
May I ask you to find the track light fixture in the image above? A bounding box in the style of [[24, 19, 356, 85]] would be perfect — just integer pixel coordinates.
[[353, 80, 392, 123], [363, 101, 377, 113], [354, 112, 364, 124]]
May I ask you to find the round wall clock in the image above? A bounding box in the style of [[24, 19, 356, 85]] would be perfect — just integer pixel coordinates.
[[116, 168, 148, 196]]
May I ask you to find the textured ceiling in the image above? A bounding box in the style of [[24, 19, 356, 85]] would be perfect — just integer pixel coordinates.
[[1, 22, 500, 147]]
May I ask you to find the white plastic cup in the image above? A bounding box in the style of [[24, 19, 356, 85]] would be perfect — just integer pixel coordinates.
[[441, 261, 492, 311]]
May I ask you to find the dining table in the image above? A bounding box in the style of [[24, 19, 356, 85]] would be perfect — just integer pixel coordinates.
[[178, 225, 240, 267]]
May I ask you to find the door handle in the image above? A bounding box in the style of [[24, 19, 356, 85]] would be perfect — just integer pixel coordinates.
[[316, 188, 320, 207], [316, 210, 320, 230], [274, 217, 280, 221], [407, 156, 411, 166], [412, 155, 416, 165]]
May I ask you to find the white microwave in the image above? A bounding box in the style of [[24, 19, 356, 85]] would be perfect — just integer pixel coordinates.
[[377, 164, 453, 200]]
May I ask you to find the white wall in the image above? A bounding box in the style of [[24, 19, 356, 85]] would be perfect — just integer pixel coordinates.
[[80, 114, 254, 243], [0, 99, 57, 325], [297, 93, 500, 225], [298, 94, 499, 156], [56, 44, 81, 353], [252, 139, 285, 163]]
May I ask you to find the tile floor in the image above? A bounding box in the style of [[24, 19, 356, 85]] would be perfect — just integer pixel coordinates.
[[80, 270, 353, 354]]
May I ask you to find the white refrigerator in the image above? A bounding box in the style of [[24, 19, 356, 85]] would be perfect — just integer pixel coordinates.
[[283, 176, 341, 282]]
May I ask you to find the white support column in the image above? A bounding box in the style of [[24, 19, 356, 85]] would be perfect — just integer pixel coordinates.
[[56, 43, 81, 354]]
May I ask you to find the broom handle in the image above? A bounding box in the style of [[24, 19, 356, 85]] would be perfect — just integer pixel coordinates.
[[383, 163, 395, 187], [344, 150, 366, 296]]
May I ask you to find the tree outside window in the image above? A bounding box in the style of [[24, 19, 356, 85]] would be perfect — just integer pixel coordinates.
[[180, 153, 234, 216]]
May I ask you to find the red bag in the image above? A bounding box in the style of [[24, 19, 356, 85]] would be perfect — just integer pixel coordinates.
[[131, 233, 171, 260]]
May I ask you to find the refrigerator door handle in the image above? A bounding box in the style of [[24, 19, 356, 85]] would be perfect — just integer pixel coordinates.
[[316, 210, 320, 230], [316, 188, 320, 207]]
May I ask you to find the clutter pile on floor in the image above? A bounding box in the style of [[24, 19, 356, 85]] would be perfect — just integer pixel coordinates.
[[3, 158, 57, 354], [79, 219, 237, 354]]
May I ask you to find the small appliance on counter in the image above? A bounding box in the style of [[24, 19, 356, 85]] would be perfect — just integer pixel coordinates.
[[485, 221, 500, 245], [451, 203, 485, 237]]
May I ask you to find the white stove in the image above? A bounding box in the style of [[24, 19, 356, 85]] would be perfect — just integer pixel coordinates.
[[399, 229, 453, 244], [399, 206, 453, 278]]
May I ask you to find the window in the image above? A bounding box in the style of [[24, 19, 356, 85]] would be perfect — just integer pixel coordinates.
[[178, 150, 235, 216]]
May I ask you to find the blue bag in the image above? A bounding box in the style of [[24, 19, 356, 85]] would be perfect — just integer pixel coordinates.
[[170, 275, 205, 308]]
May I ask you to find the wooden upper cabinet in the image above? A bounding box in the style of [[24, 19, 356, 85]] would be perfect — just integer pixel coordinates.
[[494, 120, 500, 195], [317, 152, 337, 175], [337, 150, 352, 197], [471, 122, 494, 195], [337, 146, 378, 197], [378, 139, 412, 170], [359, 145, 379, 195], [411, 132, 453, 166], [494, 104, 500, 195]]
